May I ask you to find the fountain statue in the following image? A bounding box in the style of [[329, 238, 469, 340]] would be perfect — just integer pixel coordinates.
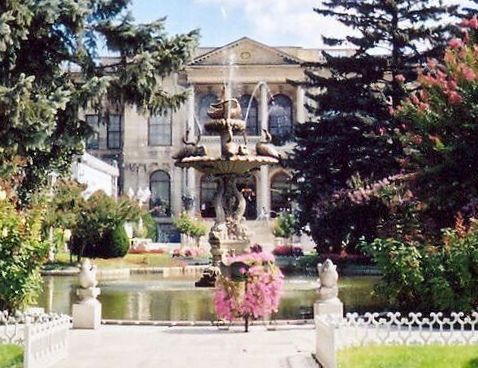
[[174, 90, 279, 286]]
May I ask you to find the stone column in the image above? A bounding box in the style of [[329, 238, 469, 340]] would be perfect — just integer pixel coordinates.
[[186, 84, 197, 211], [260, 82, 269, 131], [187, 84, 195, 136], [296, 85, 305, 124], [258, 166, 270, 216]]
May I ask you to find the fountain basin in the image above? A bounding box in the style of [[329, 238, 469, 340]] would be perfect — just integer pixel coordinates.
[[176, 155, 278, 175]]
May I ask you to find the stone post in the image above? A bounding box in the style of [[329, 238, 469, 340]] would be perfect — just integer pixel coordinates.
[[72, 258, 102, 329]]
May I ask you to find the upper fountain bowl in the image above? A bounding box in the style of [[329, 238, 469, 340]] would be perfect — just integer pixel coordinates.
[[175, 155, 278, 175]]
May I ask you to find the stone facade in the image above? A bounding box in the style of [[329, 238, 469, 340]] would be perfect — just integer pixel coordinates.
[[84, 37, 351, 241]]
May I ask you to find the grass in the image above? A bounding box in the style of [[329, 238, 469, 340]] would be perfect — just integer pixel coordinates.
[[43, 251, 185, 270], [337, 345, 478, 368], [0, 344, 23, 368]]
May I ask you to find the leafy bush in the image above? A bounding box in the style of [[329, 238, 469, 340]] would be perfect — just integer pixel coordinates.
[[69, 191, 141, 259], [0, 188, 49, 311], [361, 222, 478, 312], [272, 212, 297, 241], [173, 212, 207, 246], [272, 245, 304, 257]]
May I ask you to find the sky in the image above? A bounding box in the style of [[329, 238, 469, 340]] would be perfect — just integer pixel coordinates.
[[131, 0, 352, 48], [131, 0, 468, 49]]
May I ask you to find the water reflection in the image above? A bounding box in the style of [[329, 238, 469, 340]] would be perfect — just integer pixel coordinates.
[[36, 274, 381, 321]]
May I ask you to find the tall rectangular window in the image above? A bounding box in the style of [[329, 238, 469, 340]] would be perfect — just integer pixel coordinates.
[[149, 112, 172, 146], [85, 114, 100, 149], [107, 114, 122, 149]]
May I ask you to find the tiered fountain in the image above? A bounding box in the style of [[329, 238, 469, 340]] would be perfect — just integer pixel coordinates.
[[174, 90, 280, 286]]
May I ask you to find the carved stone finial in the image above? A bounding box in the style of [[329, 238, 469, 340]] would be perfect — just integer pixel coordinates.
[[317, 259, 339, 302]]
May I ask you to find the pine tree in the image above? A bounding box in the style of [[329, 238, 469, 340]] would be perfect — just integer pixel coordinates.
[[0, 0, 198, 201], [289, 0, 459, 252]]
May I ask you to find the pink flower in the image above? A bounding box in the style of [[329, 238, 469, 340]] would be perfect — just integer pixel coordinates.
[[394, 74, 406, 83], [469, 16, 478, 29], [448, 91, 462, 105], [448, 38, 463, 49], [418, 102, 429, 111], [462, 67, 476, 81], [411, 94, 420, 105], [427, 58, 438, 69]]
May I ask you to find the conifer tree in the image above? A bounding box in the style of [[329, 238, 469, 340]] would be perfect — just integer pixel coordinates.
[[0, 0, 198, 201], [289, 0, 459, 252]]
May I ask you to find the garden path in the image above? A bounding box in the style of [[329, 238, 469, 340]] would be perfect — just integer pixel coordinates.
[[51, 324, 316, 368]]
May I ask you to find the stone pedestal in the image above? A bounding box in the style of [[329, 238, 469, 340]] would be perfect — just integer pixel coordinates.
[[72, 287, 102, 329], [314, 298, 343, 318]]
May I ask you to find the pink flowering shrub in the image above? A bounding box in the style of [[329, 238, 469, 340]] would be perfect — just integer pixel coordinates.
[[394, 17, 478, 218], [213, 249, 284, 324]]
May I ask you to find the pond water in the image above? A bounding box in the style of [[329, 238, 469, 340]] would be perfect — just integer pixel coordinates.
[[36, 274, 383, 321]]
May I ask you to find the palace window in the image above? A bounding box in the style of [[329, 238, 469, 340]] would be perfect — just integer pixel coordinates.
[[107, 114, 122, 149], [85, 114, 100, 149], [268, 94, 293, 144], [239, 95, 259, 136], [200, 175, 217, 218], [149, 111, 172, 146], [150, 170, 171, 217], [197, 93, 218, 135]]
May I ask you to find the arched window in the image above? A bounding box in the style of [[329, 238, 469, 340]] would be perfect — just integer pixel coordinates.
[[149, 111, 172, 146], [150, 170, 171, 217], [239, 95, 259, 136], [268, 94, 293, 144], [270, 171, 292, 216], [197, 93, 218, 135], [200, 175, 217, 218], [238, 176, 257, 219]]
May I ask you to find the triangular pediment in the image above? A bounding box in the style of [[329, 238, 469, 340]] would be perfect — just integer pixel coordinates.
[[191, 37, 301, 66]]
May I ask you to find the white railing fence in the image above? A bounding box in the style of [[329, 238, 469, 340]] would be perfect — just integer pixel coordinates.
[[316, 311, 478, 368], [0, 311, 70, 368]]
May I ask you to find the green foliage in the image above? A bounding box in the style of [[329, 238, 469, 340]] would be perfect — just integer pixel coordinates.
[[289, 0, 459, 251], [69, 191, 140, 259], [272, 212, 297, 240], [361, 223, 478, 312], [0, 0, 198, 202], [0, 190, 49, 312], [173, 212, 207, 246]]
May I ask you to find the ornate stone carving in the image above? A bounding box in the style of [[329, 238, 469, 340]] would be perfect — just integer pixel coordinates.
[[317, 259, 339, 302]]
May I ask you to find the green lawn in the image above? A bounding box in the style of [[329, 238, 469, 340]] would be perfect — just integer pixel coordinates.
[[44, 251, 203, 270], [337, 345, 478, 368], [0, 344, 23, 368]]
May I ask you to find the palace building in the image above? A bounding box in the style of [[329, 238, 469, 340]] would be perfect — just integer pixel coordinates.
[[84, 37, 349, 241]]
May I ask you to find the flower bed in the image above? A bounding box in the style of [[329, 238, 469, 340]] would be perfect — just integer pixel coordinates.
[[214, 248, 284, 331], [171, 246, 207, 258], [272, 245, 304, 257]]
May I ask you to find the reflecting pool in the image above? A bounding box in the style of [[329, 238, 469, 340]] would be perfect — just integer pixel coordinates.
[[36, 274, 382, 321]]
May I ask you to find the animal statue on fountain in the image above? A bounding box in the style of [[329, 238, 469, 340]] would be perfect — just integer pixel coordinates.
[[237, 144, 250, 156], [222, 122, 238, 159], [317, 259, 339, 302], [172, 130, 208, 160], [207, 98, 242, 120], [256, 129, 281, 160]]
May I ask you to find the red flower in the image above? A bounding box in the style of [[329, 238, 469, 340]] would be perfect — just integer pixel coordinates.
[[448, 91, 462, 105]]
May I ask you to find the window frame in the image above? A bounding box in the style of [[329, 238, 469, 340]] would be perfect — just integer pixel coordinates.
[[106, 114, 122, 149]]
